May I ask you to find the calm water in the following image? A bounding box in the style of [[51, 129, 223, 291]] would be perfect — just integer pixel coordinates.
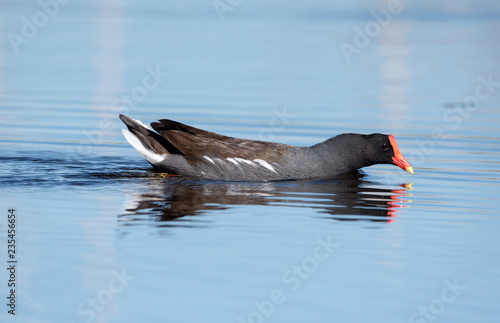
[[1, 1, 500, 322]]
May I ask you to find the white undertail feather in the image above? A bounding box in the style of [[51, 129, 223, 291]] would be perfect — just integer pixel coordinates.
[[121, 128, 166, 164], [135, 119, 152, 130]]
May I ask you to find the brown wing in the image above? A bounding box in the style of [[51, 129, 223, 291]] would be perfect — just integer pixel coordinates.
[[150, 119, 295, 163]]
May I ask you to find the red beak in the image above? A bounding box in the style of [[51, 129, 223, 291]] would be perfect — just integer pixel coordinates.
[[389, 135, 413, 174]]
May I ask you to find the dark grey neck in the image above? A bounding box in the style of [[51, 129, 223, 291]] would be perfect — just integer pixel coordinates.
[[296, 134, 372, 178]]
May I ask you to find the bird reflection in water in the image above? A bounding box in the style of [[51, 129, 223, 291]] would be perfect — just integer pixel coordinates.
[[119, 172, 412, 227]]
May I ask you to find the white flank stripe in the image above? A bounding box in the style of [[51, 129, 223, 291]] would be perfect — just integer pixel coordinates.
[[253, 159, 278, 173], [226, 158, 239, 166], [122, 128, 165, 164], [235, 158, 255, 165], [203, 156, 215, 164]]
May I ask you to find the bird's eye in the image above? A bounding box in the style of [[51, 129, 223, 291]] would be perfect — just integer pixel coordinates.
[[381, 143, 389, 151]]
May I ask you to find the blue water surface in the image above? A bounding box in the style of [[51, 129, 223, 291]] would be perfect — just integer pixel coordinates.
[[1, 1, 500, 322]]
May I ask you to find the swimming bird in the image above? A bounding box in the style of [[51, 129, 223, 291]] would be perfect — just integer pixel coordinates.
[[119, 114, 413, 181]]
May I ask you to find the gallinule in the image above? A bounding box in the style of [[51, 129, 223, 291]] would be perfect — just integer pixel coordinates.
[[119, 114, 413, 180]]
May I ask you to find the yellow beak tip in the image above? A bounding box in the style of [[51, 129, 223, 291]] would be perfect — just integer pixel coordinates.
[[405, 166, 414, 175], [403, 183, 413, 189]]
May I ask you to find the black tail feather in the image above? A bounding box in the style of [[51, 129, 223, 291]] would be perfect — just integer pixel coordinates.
[[119, 114, 183, 155]]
